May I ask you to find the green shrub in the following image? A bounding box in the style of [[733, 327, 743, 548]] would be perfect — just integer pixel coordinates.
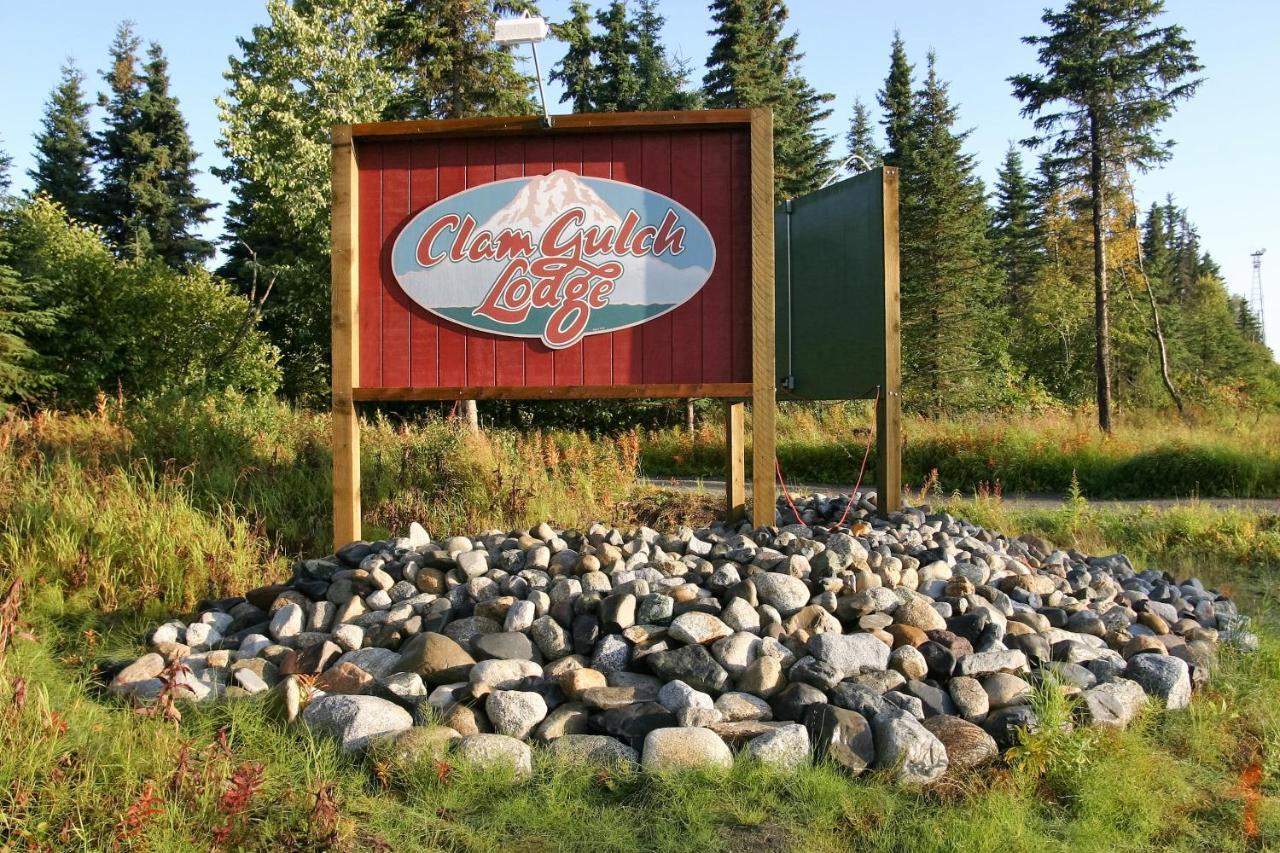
[[1, 197, 279, 408]]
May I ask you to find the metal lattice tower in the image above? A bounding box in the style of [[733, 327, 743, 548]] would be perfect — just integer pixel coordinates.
[[1251, 249, 1266, 344]]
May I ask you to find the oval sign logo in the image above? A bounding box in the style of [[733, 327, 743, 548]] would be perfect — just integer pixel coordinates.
[[390, 171, 716, 349]]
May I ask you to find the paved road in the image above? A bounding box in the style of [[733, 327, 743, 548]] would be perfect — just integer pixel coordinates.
[[639, 476, 1280, 513]]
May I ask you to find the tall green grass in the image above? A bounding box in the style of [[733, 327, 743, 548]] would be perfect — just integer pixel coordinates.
[[0, 403, 1278, 850], [641, 404, 1280, 498]]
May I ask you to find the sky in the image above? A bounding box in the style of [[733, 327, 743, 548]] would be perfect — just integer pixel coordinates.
[[0, 0, 1276, 349]]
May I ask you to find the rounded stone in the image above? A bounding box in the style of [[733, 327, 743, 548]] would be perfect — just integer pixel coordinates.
[[485, 690, 549, 739], [921, 715, 998, 770], [981, 673, 1032, 709], [641, 727, 733, 771], [744, 722, 810, 771], [889, 645, 929, 681], [751, 573, 812, 616], [669, 612, 734, 646], [893, 598, 947, 633], [453, 734, 533, 779], [302, 695, 413, 752]]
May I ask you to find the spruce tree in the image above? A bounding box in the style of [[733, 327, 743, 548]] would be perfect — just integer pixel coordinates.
[[703, 0, 833, 196], [593, 1, 641, 111], [990, 146, 1040, 305], [550, 0, 597, 111], [135, 44, 215, 266], [845, 97, 881, 169], [634, 0, 700, 110], [1011, 0, 1203, 432], [30, 62, 96, 221], [379, 1, 537, 120], [878, 32, 914, 167], [94, 22, 145, 250], [898, 51, 1008, 411], [95, 25, 214, 266], [0, 141, 11, 197]]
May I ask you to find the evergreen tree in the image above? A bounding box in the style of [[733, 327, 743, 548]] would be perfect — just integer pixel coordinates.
[[593, 1, 641, 111], [990, 146, 1040, 304], [135, 43, 215, 266], [0, 141, 11, 197], [29, 62, 96, 221], [0, 223, 57, 402], [898, 50, 1009, 411], [703, 0, 833, 196], [550, 0, 596, 111], [845, 97, 881, 169], [95, 24, 214, 266], [634, 0, 700, 110], [878, 31, 914, 167], [94, 23, 145, 249], [379, 1, 537, 120], [1011, 0, 1203, 432]]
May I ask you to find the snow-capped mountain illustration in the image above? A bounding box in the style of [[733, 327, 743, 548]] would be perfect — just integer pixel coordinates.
[[482, 170, 622, 233]]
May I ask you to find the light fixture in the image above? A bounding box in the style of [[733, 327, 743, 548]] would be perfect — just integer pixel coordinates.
[[494, 12, 553, 128]]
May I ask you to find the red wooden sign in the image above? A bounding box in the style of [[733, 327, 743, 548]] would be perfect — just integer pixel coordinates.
[[331, 111, 776, 545]]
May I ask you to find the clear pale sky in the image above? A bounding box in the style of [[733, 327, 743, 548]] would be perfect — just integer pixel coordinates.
[[1, 1, 1275, 349]]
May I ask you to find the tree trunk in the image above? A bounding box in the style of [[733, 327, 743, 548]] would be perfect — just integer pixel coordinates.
[[685, 399, 695, 439], [1124, 178, 1184, 413], [463, 399, 479, 434], [1089, 111, 1113, 433]]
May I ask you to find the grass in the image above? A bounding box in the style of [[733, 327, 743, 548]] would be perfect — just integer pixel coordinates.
[[0, 401, 1279, 850], [641, 403, 1280, 499]]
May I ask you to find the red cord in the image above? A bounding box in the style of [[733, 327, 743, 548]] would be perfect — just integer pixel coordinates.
[[774, 456, 803, 525], [834, 385, 881, 528]]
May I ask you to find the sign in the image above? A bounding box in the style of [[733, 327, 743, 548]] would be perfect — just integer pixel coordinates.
[[774, 166, 902, 516], [390, 171, 717, 350], [330, 110, 779, 546]]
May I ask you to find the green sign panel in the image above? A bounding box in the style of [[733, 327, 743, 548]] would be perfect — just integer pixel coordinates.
[[774, 167, 898, 401]]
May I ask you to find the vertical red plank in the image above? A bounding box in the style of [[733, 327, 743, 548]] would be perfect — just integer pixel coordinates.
[[381, 142, 412, 388], [551, 135, 585, 387], [493, 139, 526, 387], [640, 133, 673, 384], [357, 143, 383, 388], [610, 134, 644, 384], [409, 142, 439, 388], [465, 139, 497, 387], [436, 140, 468, 387], [668, 131, 703, 384], [522, 138, 555, 387], [699, 131, 733, 382], [729, 129, 752, 382], [580, 136, 613, 386]]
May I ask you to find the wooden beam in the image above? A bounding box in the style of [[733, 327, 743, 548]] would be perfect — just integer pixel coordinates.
[[352, 383, 752, 402], [749, 108, 777, 527], [350, 109, 756, 141], [725, 402, 746, 521], [331, 126, 361, 549], [877, 167, 902, 517]]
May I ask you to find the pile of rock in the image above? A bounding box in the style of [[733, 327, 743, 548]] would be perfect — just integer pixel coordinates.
[[108, 495, 1257, 784]]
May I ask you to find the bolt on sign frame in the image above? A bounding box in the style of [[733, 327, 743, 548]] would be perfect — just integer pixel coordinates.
[[331, 109, 777, 548], [774, 166, 902, 515]]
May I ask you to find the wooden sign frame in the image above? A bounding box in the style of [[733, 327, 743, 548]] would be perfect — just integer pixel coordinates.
[[330, 109, 777, 548]]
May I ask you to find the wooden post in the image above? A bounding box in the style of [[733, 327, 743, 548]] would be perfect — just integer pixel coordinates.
[[725, 402, 746, 520], [331, 126, 361, 549], [877, 167, 902, 517], [749, 108, 777, 527]]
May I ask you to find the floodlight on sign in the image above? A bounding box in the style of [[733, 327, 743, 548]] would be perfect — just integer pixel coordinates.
[[493, 12, 553, 128], [493, 13, 549, 46]]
